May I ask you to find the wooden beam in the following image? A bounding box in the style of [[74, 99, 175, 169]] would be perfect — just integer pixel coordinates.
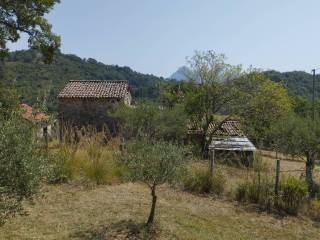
[[210, 149, 215, 176]]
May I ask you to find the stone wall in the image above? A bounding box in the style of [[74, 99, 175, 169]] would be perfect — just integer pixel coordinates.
[[58, 98, 119, 132]]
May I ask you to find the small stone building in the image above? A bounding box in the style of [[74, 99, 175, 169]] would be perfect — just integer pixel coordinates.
[[58, 80, 131, 132]]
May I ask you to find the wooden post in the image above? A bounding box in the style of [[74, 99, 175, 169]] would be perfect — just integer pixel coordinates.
[[43, 126, 48, 150], [274, 159, 280, 205], [210, 149, 215, 176]]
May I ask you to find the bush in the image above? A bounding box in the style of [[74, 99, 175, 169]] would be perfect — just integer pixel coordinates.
[[48, 146, 77, 183], [277, 177, 307, 215], [0, 116, 46, 225], [182, 168, 225, 195], [235, 174, 307, 215], [235, 172, 274, 210]]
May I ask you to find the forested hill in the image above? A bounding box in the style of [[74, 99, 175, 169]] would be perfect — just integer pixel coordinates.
[[4, 49, 320, 112], [4, 50, 165, 112], [264, 70, 320, 99]]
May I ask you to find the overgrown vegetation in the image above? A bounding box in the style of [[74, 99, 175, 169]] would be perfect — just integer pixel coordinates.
[[48, 133, 127, 185], [2, 44, 320, 238], [0, 116, 46, 225], [181, 167, 225, 195]]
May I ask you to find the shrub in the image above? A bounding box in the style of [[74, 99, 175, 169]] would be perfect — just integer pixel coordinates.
[[182, 168, 225, 195], [234, 172, 274, 210], [277, 177, 307, 215], [0, 116, 46, 225], [47, 146, 77, 183]]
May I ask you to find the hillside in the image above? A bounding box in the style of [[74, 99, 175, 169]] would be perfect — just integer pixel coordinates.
[[4, 50, 165, 112]]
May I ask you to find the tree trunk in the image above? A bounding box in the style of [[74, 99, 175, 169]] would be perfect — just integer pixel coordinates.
[[306, 151, 317, 199], [201, 133, 208, 158], [147, 184, 157, 226]]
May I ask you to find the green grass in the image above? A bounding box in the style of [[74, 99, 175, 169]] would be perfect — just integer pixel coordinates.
[[0, 183, 319, 240]]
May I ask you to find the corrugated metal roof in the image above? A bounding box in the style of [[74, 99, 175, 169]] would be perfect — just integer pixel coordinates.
[[58, 80, 129, 99], [209, 136, 256, 151]]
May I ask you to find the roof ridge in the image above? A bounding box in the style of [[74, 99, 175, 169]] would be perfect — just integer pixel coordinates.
[[69, 80, 128, 83]]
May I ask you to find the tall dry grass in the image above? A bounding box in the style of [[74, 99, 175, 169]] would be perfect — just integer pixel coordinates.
[[48, 126, 127, 185]]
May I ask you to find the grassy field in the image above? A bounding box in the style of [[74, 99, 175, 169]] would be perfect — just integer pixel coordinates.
[[1, 183, 320, 239], [1, 150, 320, 240]]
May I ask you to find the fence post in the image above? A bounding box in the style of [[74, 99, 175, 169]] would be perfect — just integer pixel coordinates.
[[274, 159, 280, 205], [210, 149, 215, 176]]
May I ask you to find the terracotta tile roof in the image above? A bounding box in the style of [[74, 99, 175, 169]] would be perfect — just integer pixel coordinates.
[[58, 80, 129, 99], [20, 104, 49, 122], [208, 120, 244, 137], [188, 119, 244, 137]]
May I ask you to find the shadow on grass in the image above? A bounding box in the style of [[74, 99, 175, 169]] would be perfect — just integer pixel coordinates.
[[70, 220, 158, 240]]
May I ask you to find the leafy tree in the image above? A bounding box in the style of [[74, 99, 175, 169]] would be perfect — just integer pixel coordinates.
[[0, 0, 61, 62], [270, 114, 320, 198], [0, 116, 45, 225], [161, 80, 195, 108], [112, 102, 188, 143], [234, 71, 292, 146], [184, 50, 241, 155], [120, 140, 185, 225]]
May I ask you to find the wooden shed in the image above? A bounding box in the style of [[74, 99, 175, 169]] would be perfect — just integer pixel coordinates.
[[208, 120, 256, 167]]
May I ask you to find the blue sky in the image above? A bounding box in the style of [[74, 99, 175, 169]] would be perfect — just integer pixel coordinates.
[[8, 0, 320, 77]]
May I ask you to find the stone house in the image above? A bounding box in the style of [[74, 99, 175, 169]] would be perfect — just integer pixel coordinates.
[[58, 80, 131, 133]]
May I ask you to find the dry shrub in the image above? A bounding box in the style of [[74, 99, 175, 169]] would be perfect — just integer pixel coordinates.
[[182, 167, 225, 195], [235, 172, 274, 211]]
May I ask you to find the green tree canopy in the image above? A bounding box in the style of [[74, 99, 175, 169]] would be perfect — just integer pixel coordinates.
[[112, 102, 188, 143], [270, 114, 320, 198], [120, 140, 185, 225], [183, 50, 242, 155], [0, 116, 46, 225], [234, 71, 292, 146], [0, 0, 61, 62]]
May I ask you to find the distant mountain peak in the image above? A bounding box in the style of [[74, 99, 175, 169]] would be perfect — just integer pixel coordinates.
[[169, 66, 191, 81]]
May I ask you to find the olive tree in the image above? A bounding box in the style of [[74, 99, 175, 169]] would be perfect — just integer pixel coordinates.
[[120, 140, 185, 225], [0, 116, 45, 225], [270, 114, 320, 198]]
